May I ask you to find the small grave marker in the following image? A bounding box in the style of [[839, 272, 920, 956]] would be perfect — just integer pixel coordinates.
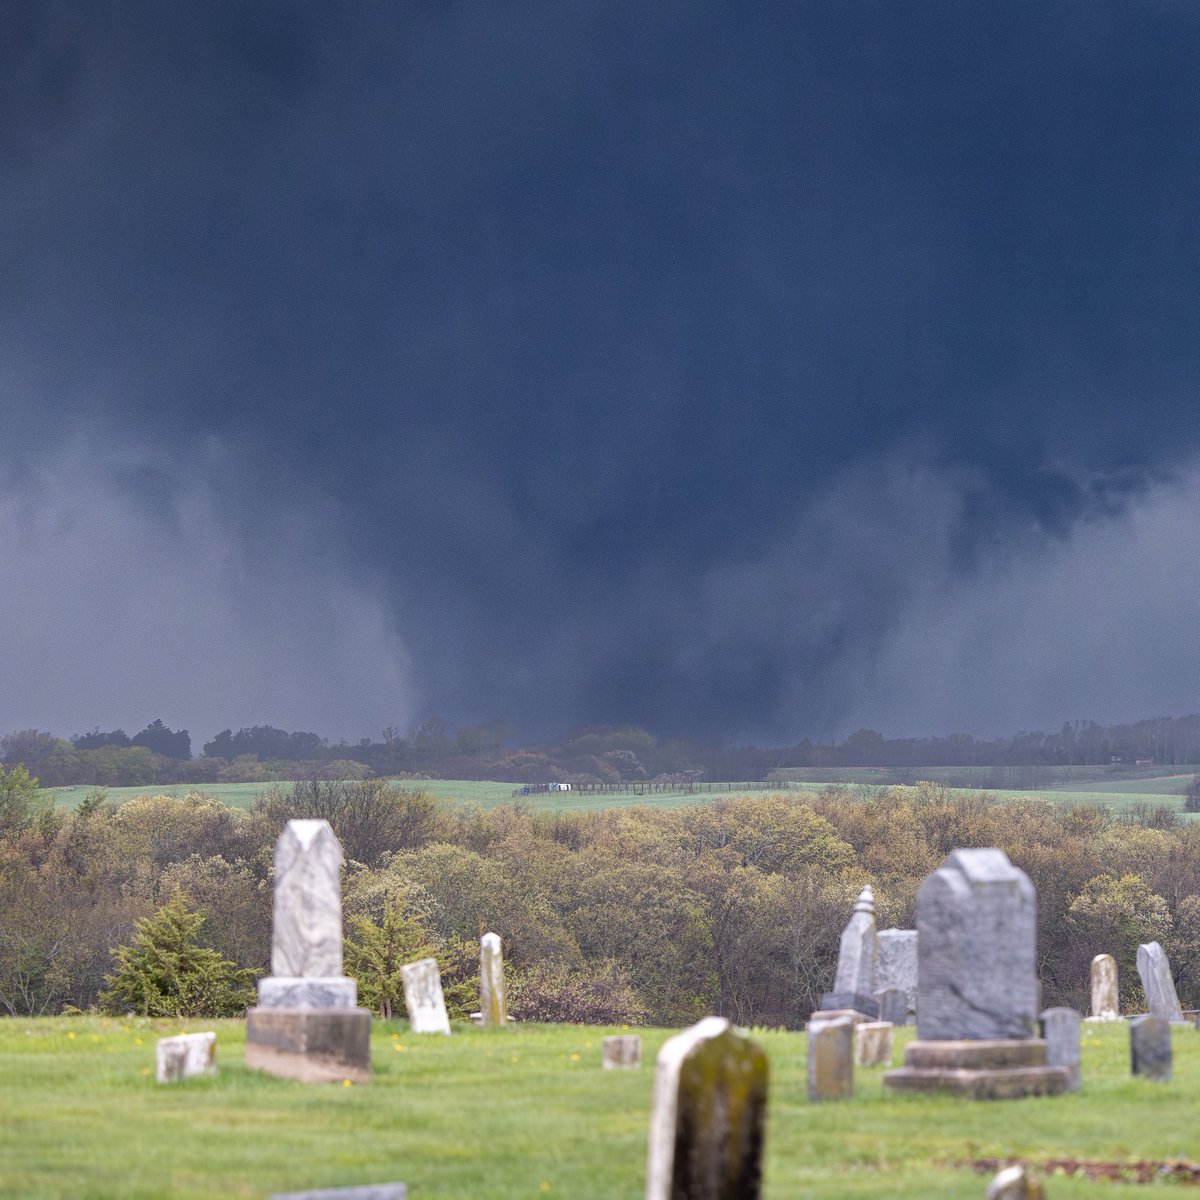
[[603, 1034, 641, 1068], [155, 1032, 216, 1083]]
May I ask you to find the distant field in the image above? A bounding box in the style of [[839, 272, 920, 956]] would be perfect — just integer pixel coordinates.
[[770, 763, 1193, 789], [45, 770, 1198, 818]]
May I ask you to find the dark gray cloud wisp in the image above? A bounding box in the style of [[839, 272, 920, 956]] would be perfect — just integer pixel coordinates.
[[2, 2, 1198, 742]]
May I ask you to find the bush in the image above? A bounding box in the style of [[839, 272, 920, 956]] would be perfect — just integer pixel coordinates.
[[100, 893, 257, 1017], [253, 779, 441, 866], [1184, 777, 1200, 813], [507, 961, 648, 1025]]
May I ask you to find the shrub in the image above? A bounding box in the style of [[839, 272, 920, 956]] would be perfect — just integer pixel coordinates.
[[507, 961, 648, 1025], [100, 893, 257, 1017]]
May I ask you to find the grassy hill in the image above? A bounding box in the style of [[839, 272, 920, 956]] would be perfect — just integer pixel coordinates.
[[45, 768, 1198, 818], [0, 1015, 1195, 1199]]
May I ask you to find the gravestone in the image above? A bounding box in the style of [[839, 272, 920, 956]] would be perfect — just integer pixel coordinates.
[[854, 1021, 893, 1068], [1088, 953, 1120, 1021], [603, 1034, 641, 1068], [875, 987, 908, 1027], [1039, 1007, 1081, 1091], [480, 932, 507, 1026], [876, 928, 918, 1023], [883, 849, 1068, 1099], [400, 957, 451, 1035], [807, 1015, 854, 1100], [986, 1165, 1044, 1200], [645, 1016, 768, 1200], [1136, 941, 1184, 1022], [269, 1187, 406, 1200], [156, 1032, 216, 1083], [1130, 1013, 1171, 1080], [246, 820, 372, 1082], [818, 886, 880, 1018]]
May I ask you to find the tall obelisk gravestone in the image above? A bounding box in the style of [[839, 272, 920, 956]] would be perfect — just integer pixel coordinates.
[[246, 820, 372, 1082]]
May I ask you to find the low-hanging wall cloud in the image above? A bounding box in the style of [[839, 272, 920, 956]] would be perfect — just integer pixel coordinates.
[[2, 2, 1198, 743]]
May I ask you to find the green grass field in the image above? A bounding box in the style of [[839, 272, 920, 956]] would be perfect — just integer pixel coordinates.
[[1, 1016, 1196, 1198], [46, 770, 1199, 819]]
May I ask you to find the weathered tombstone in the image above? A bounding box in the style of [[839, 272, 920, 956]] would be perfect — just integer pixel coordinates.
[[875, 987, 908, 1027], [1136, 941, 1185, 1022], [876, 928, 918, 1023], [645, 1017, 768, 1200], [986, 1164, 1044, 1200], [1130, 1013, 1172, 1080], [155, 1031, 216, 1083], [269, 1186, 406, 1200], [480, 931, 507, 1026], [1088, 953, 1120, 1021], [855, 1021, 894, 1068], [818, 885, 880, 1018], [400, 957, 451, 1035], [1039, 1007, 1081, 1091], [883, 849, 1068, 1099], [603, 1034, 641, 1069], [246, 820, 371, 1083], [807, 1014, 854, 1100]]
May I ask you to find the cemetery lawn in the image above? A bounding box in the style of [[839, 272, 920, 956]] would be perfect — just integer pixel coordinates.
[[2, 1019, 1198, 1199]]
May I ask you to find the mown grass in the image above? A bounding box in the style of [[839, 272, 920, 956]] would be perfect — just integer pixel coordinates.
[[1, 1017, 1197, 1199], [45, 770, 1199, 819]]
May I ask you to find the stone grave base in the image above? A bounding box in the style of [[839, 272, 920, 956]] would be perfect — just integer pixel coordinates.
[[883, 1038, 1069, 1100], [246, 1007, 372, 1083], [819, 991, 879, 1019]]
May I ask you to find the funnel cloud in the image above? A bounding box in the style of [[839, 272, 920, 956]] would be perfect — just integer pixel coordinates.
[[2, 3, 1198, 743]]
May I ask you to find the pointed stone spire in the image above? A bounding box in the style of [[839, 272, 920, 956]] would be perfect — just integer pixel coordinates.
[[852, 885, 875, 916]]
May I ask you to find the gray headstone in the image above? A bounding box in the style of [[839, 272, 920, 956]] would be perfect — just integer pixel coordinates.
[[807, 1015, 854, 1100], [602, 1034, 641, 1069], [1136, 941, 1184, 1022], [480, 932, 507, 1026], [1089, 953, 1119, 1020], [876, 928, 918, 1020], [832, 885, 878, 999], [155, 1032, 216, 1083], [645, 1017, 768, 1200], [1039, 1007, 1080, 1091], [269, 1187, 406, 1200], [875, 987, 908, 1026], [400, 957, 451, 1035], [1130, 1013, 1171, 1080], [916, 849, 1038, 1041]]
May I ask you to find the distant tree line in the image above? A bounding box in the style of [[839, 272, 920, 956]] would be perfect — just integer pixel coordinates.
[[4, 714, 1200, 791], [2, 770, 1199, 1024]]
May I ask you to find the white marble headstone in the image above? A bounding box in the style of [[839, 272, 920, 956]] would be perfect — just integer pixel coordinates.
[[480, 932, 507, 1026], [400, 957, 451, 1035], [257, 819, 357, 1009], [1089, 953, 1120, 1020], [156, 1032, 217, 1083]]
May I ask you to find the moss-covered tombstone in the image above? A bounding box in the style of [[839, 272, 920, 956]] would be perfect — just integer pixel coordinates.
[[645, 1016, 768, 1200]]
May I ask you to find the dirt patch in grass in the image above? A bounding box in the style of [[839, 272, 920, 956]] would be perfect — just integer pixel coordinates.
[[965, 1157, 1200, 1185]]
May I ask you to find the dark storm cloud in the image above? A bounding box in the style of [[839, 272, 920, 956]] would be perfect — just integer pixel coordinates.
[[2, 2, 1198, 740]]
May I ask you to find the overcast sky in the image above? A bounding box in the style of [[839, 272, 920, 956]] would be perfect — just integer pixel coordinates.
[[2, 2, 1198, 747]]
